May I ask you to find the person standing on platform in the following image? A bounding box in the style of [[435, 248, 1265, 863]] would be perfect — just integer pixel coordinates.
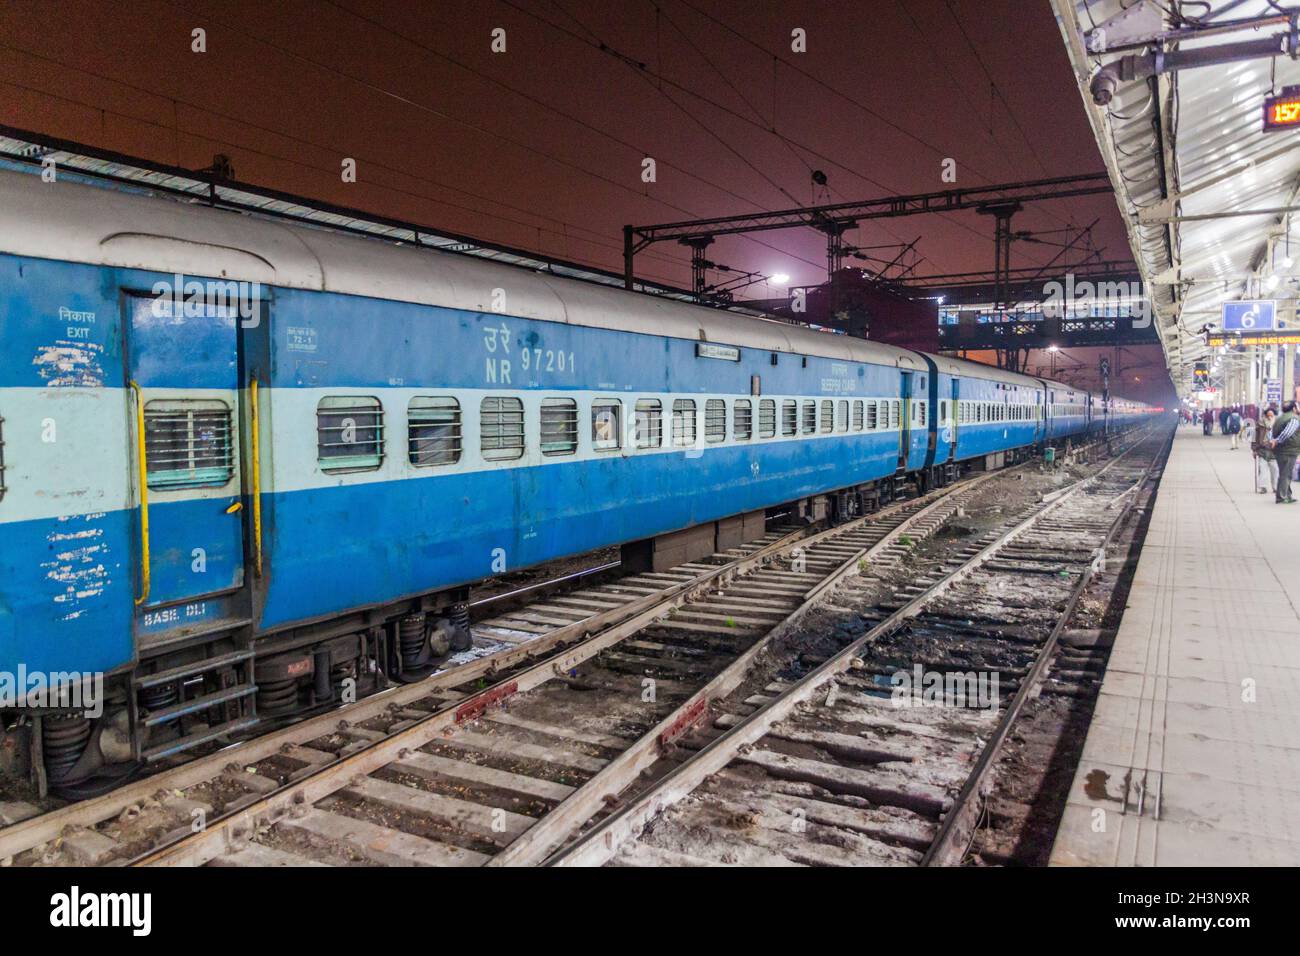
[[1254, 407, 1279, 495], [1229, 407, 1243, 449], [1269, 401, 1300, 504], [1203, 407, 1214, 436], [1221, 406, 1230, 434]]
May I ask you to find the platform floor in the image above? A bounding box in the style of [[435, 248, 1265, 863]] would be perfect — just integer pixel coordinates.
[[1051, 425, 1300, 866]]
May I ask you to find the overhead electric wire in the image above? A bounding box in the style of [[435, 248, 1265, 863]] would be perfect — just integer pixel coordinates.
[[640, 0, 1056, 260], [312, 0, 829, 276], [499, 0, 1032, 268], [0, 51, 692, 287], [645, 0, 924, 255], [168, 0, 830, 277], [316, 0, 795, 217]]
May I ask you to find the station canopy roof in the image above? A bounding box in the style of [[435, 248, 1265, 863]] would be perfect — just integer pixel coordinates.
[[1053, 0, 1300, 396]]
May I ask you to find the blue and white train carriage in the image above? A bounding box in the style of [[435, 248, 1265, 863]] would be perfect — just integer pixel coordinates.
[[0, 164, 1154, 791]]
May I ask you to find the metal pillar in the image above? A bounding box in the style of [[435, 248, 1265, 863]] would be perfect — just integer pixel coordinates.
[[978, 201, 1024, 372], [978, 201, 1023, 312], [679, 236, 715, 302], [623, 224, 635, 290]]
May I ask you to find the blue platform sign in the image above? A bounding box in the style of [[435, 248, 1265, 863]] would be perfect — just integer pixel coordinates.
[[1222, 300, 1276, 331]]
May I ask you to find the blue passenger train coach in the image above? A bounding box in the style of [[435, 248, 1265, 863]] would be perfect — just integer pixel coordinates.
[[0, 164, 1157, 792]]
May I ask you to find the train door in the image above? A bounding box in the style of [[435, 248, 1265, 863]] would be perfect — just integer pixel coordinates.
[[898, 370, 913, 470], [125, 292, 248, 641], [950, 378, 961, 460]]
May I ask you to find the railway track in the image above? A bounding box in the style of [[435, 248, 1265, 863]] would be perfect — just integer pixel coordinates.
[[2, 460, 1021, 866], [546, 428, 1169, 867]]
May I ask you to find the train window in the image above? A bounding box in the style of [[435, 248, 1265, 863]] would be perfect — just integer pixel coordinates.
[[837, 401, 849, 432], [705, 399, 727, 443], [672, 399, 697, 447], [408, 397, 462, 467], [916, 401, 927, 427], [316, 396, 384, 474], [802, 401, 816, 435], [734, 399, 752, 440], [890, 401, 901, 429], [820, 400, 833, 433], [852, 400, 863, 431], [940, 400, 948, 422], [480, 396, 525, 461], [592, 399, 622, 451], [865, 400, 878, 430], [781, 400, 797, 436], [759, 399, 776, 438], [635, 399, 662, 448], [540, 398, 578, 456], [147, 399, 236, 487]]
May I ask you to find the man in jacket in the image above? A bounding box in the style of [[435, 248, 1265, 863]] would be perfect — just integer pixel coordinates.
[[1254, 407, 1279, 494], [1270, 401, 1300, 504]]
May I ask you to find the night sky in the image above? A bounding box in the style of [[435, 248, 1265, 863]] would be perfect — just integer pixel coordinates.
[[0, 0, 1173, 400]]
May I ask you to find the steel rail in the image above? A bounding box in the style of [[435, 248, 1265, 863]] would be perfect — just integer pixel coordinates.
[[485, 470, 1002, 866], [919, 431, 1170, 866], [545, 428, 1159, 867], [123, 471, 1000, 866], [0, 523, 811, 861]]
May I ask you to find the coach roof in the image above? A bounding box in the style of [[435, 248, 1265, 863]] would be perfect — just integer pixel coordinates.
[[0, 168, 926, 372]]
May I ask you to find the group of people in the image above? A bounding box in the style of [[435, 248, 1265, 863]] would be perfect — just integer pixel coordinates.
[[1188, 402, 1300, 503], [1258, 402, 1300, 504]]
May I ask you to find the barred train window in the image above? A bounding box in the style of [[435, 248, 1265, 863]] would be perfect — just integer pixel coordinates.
[[540, 398, 578, 456], [146, 399, 235, 488], [852, 400, 863, 431], [592, 399, 621, 451], [781, 400, 797, 437], [317, 397, 383, 473], [802, 400, 816, 435], [820, 400, 833, 433], [759, 399, 776, 439], [837, 400, 849, 432], [734, 399, 752, 441], [672, 399, 696, 447], [890, 401, 901, 429], [480, 396, 524, 461], [917, 401, 927, 427], [635, 399, 662, 448], [704, 399, 727, 443], [408, 397, 461, 467], [865, 400, 878, 430]]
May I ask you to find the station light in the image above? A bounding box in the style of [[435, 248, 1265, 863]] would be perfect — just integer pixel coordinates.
[[769, 273, 790, 285]]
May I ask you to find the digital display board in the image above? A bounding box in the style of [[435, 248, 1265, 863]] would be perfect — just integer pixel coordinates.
[[1264, 87, 1300, 133]]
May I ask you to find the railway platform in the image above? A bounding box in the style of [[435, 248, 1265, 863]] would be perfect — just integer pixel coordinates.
[[1051, 425, 1300, 866]]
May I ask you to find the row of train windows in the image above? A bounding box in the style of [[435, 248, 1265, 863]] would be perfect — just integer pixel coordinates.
[[137, 392, 1107, 488], [319, 395, 924, 473], [957, 402, 1039, 424], [133, 395, 921, 488], [954, 402, 1089, 425]]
